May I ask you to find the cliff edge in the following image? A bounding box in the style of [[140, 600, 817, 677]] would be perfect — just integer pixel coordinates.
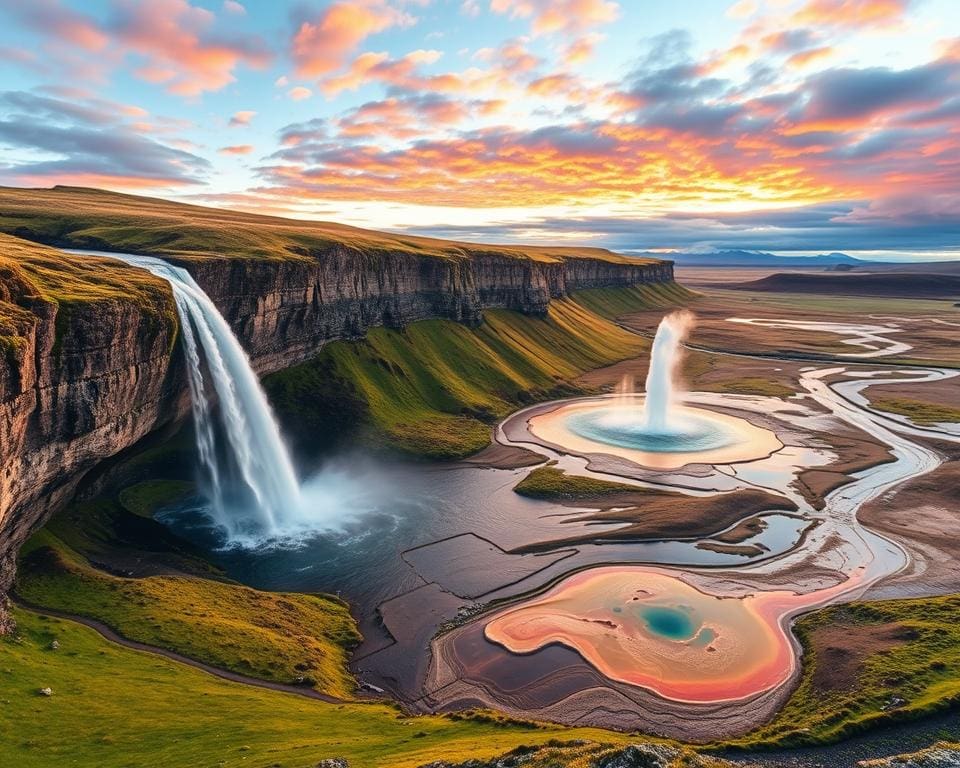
[[0, 186, 674, 629]]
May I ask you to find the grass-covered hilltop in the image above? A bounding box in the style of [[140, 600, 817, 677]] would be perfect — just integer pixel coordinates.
[[0, 184, 660, 265]]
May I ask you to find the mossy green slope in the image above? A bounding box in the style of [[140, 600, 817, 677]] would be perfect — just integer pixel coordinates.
[[267, 293, 680, 458], [0, 608, 630, 768], [726, 595, 960, 750], [572, 282, 697, 319], [16, 532, 361, 700]]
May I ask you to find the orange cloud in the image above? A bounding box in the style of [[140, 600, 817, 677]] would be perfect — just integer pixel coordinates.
[[219, 144, 254, 155], [792, 0, 913, 30], [291, 1, 414, 78], [491, 0, 619, 36], [787, 46, 833, 68]]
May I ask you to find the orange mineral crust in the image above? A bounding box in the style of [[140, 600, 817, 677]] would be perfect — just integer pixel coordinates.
[[484, 565, 862, 703]]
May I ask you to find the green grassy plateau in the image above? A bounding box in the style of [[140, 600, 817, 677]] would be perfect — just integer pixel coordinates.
[[267, 291, 688, 458], [0, 185, 657, 266], [0, 232, 174, 361]]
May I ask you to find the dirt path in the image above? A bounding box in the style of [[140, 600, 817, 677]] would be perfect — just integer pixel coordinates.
[[12, 597, 354, 705]]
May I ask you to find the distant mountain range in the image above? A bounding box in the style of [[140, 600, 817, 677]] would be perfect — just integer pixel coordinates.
[[639, 250, 871, 267]]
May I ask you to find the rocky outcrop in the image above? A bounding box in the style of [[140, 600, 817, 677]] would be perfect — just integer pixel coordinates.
[[0, 242, 672, 629], [0, 273, 184, 631]]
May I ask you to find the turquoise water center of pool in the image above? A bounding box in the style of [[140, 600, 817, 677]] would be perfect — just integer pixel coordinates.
[[565, 405, 740, 454], [638, 605, 700, 641]]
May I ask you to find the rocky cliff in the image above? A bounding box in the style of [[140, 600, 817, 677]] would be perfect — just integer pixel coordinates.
[[0, 210, 672, 630], [175, 247, 672, 375]]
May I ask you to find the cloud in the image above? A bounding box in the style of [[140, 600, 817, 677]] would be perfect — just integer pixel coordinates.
[[290, 0, 415, 78], [288, 86, 313, 101], [223, 0, 245, 14], [792, 0, 914, 30], [229, 110, 257, 126], [491, 0, 619, 37], [0, 89, 209, 188], [2, 0, 272, 96], [1, 0, 109, 51], [796, 61, 956, 128], [219, 144, 254, 155]]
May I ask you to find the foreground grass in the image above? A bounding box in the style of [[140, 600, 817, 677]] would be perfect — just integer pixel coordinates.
[[267, 292, 685, 459], [869, 395, 960, 426], [16, 533, 361, 699], [726, 595, 960, 750], [0, 609, 631, 768], [513, 465, 639, 500]]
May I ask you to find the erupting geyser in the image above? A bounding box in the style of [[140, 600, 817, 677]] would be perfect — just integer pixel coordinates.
[[525, 310, 782, 468], [566, 311, 738, 453], [641, 310, 693, 432]]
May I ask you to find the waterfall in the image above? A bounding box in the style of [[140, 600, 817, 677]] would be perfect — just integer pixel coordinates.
[[107, 253, 301, 538], [642, 311, 693, 432]]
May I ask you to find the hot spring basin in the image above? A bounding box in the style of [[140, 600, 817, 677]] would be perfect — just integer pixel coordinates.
[[527, 397, 782, 470], [484, 565, 863, 703]]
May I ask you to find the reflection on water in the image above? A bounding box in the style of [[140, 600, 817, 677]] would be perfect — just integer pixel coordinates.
[[157, 453, 809, 626]]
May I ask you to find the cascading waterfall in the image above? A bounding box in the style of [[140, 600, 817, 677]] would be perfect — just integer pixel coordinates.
[[641, 311, 693, 431], [108, 253, 301, 538]]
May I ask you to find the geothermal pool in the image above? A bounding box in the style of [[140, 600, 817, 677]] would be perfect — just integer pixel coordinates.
[[484, 564, 866, 703], [528, 397, 783, 469]]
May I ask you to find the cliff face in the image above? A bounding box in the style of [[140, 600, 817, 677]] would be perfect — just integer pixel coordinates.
[[176, 249, 672, 376], [0, 272, 184, 630], [0, 241, 672, 628]]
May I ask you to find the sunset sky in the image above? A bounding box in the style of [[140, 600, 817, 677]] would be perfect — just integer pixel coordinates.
[[0, 0, 957, 258]]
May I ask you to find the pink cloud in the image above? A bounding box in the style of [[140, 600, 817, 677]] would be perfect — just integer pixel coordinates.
[[291, 0, 414, 78], [229, 110, 257, 126], [490, 0, 619, 36], [288, 86, 313, 101], [111, 0, 272, 97], [219, 144, 254, 155], [6, 0, 272, 97]]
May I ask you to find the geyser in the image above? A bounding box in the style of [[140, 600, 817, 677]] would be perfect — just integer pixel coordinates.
[[566, 311, 738, 453], [523, 310, 782, 468], [106, 253, 301, 539], [641, 310, 693, 432]]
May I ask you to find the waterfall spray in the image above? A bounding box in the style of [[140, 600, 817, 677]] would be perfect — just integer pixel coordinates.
[[107, 253, 301, 538]]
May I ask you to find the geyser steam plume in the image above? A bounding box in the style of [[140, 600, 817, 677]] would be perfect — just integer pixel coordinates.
[[104, 252, 301, 538], [642, 311, 694, 432]]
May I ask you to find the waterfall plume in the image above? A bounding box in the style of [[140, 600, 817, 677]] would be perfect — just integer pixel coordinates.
[[107, 253, 301, 539]]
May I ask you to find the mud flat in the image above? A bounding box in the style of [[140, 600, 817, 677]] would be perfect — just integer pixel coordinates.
[[420, 354, 960, 738]]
